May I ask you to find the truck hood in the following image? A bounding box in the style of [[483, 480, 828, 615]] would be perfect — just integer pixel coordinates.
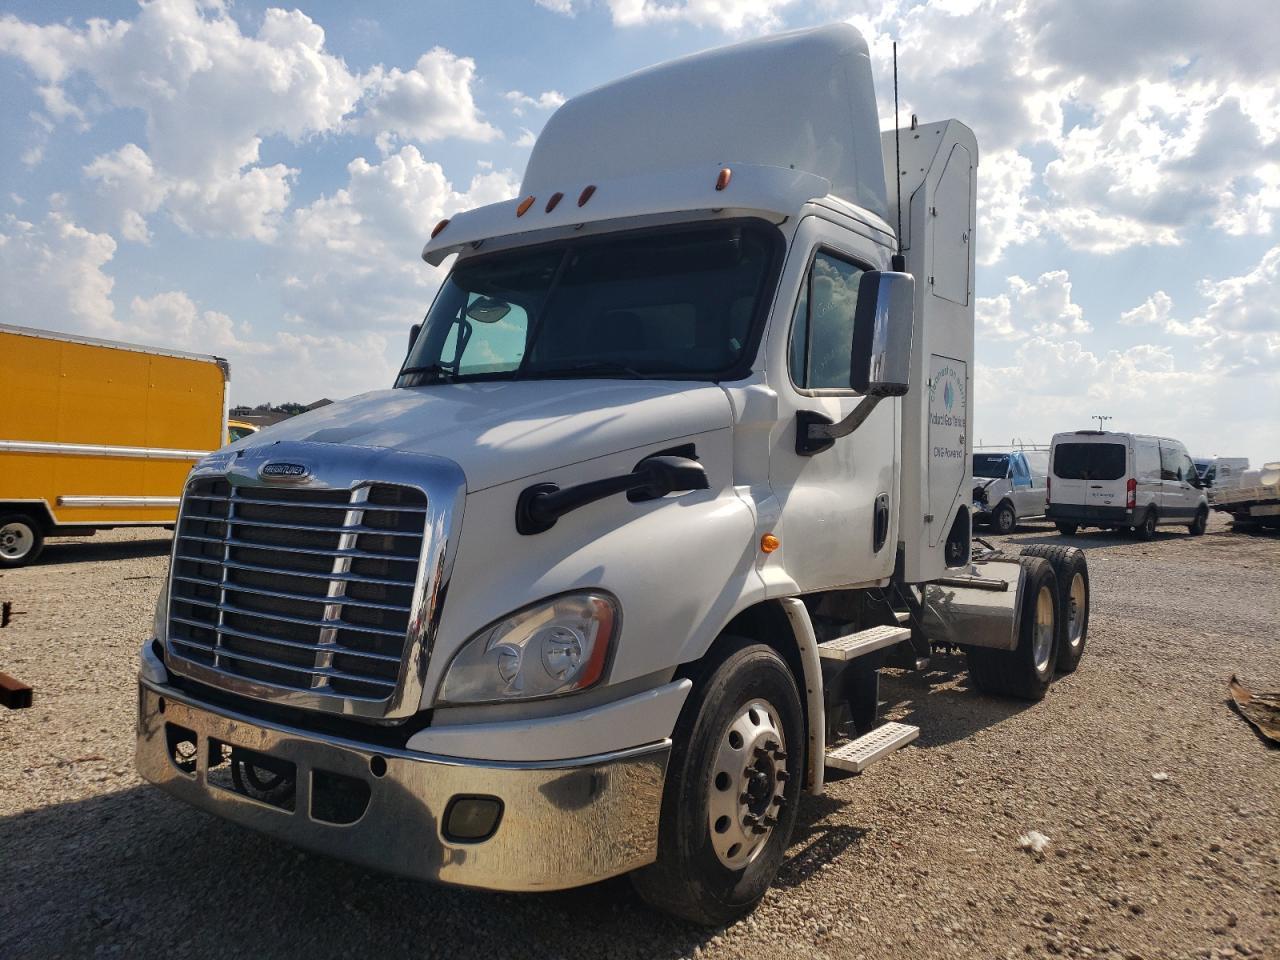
[[232, 380, 733, 491]]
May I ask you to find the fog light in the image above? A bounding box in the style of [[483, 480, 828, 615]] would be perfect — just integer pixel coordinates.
[[443, 795, 503, 843]]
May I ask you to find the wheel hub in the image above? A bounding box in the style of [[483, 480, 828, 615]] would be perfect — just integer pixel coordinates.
[[1067, 572, 1086, 649], [1032, 584, 1055, 673], [0, 523, 33, 560], [708, 699, 788, 869]]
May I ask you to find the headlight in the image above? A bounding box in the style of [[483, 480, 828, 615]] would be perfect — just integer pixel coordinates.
[[438, 592, 619, 705]]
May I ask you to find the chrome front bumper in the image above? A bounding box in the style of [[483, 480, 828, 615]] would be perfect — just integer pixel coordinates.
[[136, 680, 670, 891]]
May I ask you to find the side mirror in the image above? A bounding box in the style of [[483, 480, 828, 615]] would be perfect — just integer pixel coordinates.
[[850, 271, 914, 396], [407, 322, 422, 356]]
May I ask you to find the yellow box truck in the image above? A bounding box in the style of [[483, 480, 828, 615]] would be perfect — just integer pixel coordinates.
[[0, 324, 228, 567]]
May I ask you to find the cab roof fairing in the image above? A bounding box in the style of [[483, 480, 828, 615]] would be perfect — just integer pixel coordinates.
[[420, 163, 831, 266]]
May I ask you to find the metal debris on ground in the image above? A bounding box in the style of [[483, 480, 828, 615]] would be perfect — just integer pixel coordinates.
[[0, 670, 34, 709], [1228, 674, 1280, 745]]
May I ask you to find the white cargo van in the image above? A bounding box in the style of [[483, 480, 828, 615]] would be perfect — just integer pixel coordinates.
[[1047, 431, 1208, 539]]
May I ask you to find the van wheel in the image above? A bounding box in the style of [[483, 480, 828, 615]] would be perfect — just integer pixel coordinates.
[[1135, 508, 1157, 541], [967, 556, 1059, 701], [1019, 545, 1089, 673], [1054, 521, 1078, 536], [992, 502, 1017, 535], [631, 639, 803, 926], [1188, 507, 1208, 536], [0, 514, 45, 569]]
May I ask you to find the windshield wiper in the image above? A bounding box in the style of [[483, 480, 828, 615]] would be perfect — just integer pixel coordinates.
[[532, 361, 647, 379], [399, 363, 458, 381]]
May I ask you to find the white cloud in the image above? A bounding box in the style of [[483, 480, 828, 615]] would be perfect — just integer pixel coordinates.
[[536, 0, 800, 31], [504, 89, 566, 116], [0, 213, 117, 336], [1119, 291, 1174, 328], [977, 270, 1090, 342], [977, 149, 1039, 265], [0, 2, 499, 243], [355, 48, 500, 145], [283, 146, 520, 335]]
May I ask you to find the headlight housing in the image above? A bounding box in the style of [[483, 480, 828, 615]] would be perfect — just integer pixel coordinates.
[[438, 592, 619, 705]]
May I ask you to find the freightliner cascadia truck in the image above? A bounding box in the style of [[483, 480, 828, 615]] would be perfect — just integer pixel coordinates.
[[136, 24, 1092, 925]]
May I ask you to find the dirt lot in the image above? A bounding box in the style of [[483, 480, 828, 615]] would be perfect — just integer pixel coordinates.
[[2, 517, 1277, 960]]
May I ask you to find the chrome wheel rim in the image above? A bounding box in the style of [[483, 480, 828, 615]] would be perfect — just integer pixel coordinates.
[[1032, 585, 1055, 673], [707, 699, 788, 870], [0, 522, 33, 560], [1067, 573, 1086, 649]]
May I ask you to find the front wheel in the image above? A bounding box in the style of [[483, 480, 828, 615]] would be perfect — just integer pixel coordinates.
[[0, 514, 45, 569], [1188, 507, 1208, 536], [992, 502, 1017, 535], [631, 639, 804, 926], [967, 556, 1060, 701]]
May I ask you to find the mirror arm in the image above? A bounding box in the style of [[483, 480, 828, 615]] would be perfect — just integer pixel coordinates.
[[796, 396, 885, 456], [515, 457, 708, 534]]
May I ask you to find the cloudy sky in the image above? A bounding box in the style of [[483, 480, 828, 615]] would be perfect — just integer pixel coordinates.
[[2, 0, 1277, 463]]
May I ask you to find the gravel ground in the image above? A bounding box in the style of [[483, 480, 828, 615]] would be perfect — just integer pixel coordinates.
[[1, 516, 1277, 960]]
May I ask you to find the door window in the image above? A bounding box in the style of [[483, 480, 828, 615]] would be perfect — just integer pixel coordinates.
[[1011, 454, 1031, 486], [1159, 444, 1181, 481], [1136, 442, 1161, 481], [788, 251, 865, 390]]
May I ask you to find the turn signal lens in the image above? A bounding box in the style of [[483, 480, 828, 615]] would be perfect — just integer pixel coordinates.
[[577, 184, 596, 207], [516, 196, 535, 217], [430, 218, 450, 238], [715, 167, 732, 191], [760, 533, 781, 554], [545, 192, 563, 213]]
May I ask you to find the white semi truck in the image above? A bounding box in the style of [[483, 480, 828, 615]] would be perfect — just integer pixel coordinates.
[[136, 24, 1091, 925]]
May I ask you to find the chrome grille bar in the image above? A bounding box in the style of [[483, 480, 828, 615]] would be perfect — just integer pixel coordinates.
[[166, 476, 429, 709]]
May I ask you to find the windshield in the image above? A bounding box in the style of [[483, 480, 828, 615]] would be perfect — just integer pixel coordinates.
[[397, 222, 780, 387], [973, 453, 1010, 479], [1053, 442, 1126, 481]]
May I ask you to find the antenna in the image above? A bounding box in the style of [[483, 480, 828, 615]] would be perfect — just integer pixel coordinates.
[[891, 41, 905, 273], [1092, 415, 1112, 432]]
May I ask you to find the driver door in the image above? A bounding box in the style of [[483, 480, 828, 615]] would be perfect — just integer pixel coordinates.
[[766, 217, 898, 592]]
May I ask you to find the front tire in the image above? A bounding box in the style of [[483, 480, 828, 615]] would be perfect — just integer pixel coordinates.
[[631, 639, 804, 926], [967, 556, 1059, 701], [0, 514, 45, 568], [1188, 507, 1208, 536], [1055, 521, 1078, 536], [992, 502, 1017, 535]]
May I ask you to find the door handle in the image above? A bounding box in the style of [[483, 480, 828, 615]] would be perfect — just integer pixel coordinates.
[[1089, 484, 1103, 489]]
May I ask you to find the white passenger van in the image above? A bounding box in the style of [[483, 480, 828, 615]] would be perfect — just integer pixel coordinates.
[[1047, 431, 1209, 539]]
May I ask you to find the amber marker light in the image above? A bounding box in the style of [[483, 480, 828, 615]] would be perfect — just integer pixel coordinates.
[[430, 218, 450, 238], [545, 192, 564, 213], [715, 167, 732, 191], [577, 184, 596, 207], [516, 196, 536, 217], [760, 533, 781, 554]]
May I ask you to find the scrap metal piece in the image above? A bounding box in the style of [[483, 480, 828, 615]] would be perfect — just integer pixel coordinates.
[[0, 671, 33, 709], [1228, 674, 1280, 746]]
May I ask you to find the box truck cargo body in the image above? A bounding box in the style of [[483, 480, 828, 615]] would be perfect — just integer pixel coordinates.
[[0, 324, 228, 566], [135, 25, 1092, 925]]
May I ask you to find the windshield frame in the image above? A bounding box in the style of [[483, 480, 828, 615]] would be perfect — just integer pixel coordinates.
[[396, 216, 786, 388]]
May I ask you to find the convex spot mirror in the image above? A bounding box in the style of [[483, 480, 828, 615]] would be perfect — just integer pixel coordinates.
[[850, 271, 914, 397], [467, 296, 512, 324]]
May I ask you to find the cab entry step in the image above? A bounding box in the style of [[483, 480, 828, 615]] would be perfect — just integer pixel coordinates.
[[824, 721, 919, 774], [817, 624, 910, 662]]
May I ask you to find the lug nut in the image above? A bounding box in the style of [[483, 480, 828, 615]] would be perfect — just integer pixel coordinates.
[[772, 796, 784, 806], [739, 793, 750, 804], [762, 816, 778, 828], [765, 740, 779, 751], [754, 746, 771, 760], [743, 814, 758, 826], [773, 750, 788, 760], [776, 771, 790, 782], [752, 825, 767, 835]]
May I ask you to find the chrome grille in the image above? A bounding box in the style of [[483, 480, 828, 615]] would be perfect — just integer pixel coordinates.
[[167, 478, 428, 705]]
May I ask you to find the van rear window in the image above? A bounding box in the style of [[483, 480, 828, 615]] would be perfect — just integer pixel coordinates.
[[1053, 442, 1126, 480]]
